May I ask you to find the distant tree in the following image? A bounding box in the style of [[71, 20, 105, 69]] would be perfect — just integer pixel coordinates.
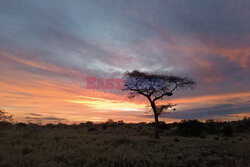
[[123, 70, 195, 139], [0, 108, 13, 122]]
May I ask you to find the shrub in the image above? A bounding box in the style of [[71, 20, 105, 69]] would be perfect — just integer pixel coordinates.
[[79, 123, 85, 128], [222, 124, 233, 137], [101, 123, 107, 130], [56, 123, 67, 128], [117, 120, 124, 126], [85, 121, 94, 127], [147, 122, 155, 127], [204, 119, 219, 134], [105, 119, 118, 128], [177, 120, 204, 136], [45, 123, 55, 128], [236, 117, 250, 132], [15, 122, 27, 127], [159, 121, 170, 130], [27, 123, 41, 131], [0, 121, 12, 128]]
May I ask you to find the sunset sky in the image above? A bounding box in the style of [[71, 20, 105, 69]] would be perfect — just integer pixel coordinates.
[[0, 0, 250, 124]]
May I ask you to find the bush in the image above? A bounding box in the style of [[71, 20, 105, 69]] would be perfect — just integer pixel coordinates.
[[177, 120, 204, 136], [222, 124, 233, 137], [105, 119, 117, 128], [27, 123, 41, 131], [117, 120, 124, 126], [85, 121, 93, 127], [0, 121, 12, 128], [79, 123, 85, 128], [46, 123, 55, 128], [236, 117, 250, 132], [147, 121, 169, 130], [159, 121, 170, 130], [56, 123, 67, 128], [15, 122, 27, 127], [204, 120, 219, 134]]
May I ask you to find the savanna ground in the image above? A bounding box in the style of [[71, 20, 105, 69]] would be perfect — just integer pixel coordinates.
[[0, 119, 249, 167]]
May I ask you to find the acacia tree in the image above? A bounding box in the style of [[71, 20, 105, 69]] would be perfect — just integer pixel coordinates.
[[0, 108, 13, 122], [123, 70, 195, 139]]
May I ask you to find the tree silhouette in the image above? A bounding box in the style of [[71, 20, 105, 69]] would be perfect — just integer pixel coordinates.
[[0, 108, 13, 122], [123, 70, 196, 139]]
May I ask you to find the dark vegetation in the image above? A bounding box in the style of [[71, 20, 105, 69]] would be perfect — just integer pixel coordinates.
[[0, 118, 250, 167]]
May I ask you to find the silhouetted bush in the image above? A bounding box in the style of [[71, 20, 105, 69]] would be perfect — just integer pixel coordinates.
[[147, 121, 170, 130], [147, 122, 155, 127], [15, 122, 27, 127], [124, 123, 132, 129], [138, 122, 147, 126], [117, 120, 124, 126], [56, 123, 67, 128], [79, 123, 85, 128], [45, 123, 55, 128], [85, 121, 94, 127], [69, 124, 79, 129], [0, 121, 12, 128], [28, 123, 40, 127], [177, 120, 204, 136], [204, 119, 219, 134], [159, 121, 170, 130], [236, 117, 250, 132], [105, 119, 118, 128], [222, 124, 233, 137]]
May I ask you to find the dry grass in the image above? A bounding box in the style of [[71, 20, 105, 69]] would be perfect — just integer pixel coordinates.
[[0, 122, 249, 167]]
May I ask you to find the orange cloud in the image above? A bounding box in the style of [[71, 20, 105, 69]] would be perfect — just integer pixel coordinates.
[[215, 47, 250, 69]]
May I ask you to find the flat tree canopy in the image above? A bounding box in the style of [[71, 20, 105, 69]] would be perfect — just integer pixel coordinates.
[[123, 70, 196, 139]]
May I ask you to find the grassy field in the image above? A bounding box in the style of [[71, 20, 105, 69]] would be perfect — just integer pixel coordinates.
[[0, 120, 249, 167]]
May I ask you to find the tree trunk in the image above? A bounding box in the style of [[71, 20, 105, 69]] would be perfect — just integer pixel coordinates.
[[151, 101, 159, 139]]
